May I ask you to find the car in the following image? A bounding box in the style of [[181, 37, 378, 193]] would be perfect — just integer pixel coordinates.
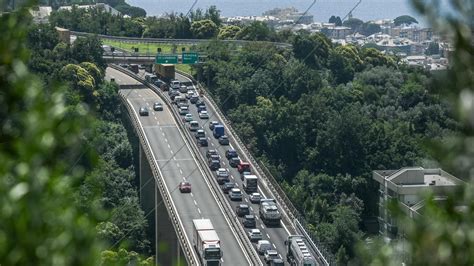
[[209, 159, 220, 170], [218, 135, 229, 145], [248, 229, 263, 242], [206, 150, 218, 159], [153, 102, 163, 111], [195, 99, 205, 107], [170, 80, 180, 90], [179, 106, 189, 115], [229, 157, 241, 168], [198, 137, 208, 147], [221, 182, 235, 194], [249, 192, 262, 204], [197, 105, 207, 113], [186, 90, 195, 99], [208, 154, 220, 163], [199, 110, 209, 119], [190, 95, 199, 104], [183, 113, 193, 122], [160, 83, 169, 91], [269, 259, 284, 266], [138, 64, 146, 69], [257, 240, 272, 255], [243, 214, 256, 228], [168, 88, 178, 96], [238, 161, 251, 173], [178, 181, 191, 193], [209, 121, 219, 130], [139, 107, 149, 116], [264, 250, 280, 263], [229, 188, 242, 201], [216, 168, 229, 184], [194, 129, 205, 139], [236, 204, 250, 217], [225, 149, 238, 159], [189, 121, 199, 131], [179, 84, 188, 93]]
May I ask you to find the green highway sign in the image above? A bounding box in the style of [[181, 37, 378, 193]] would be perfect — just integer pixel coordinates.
[[156, 54, 178, 64], [182, 52, 199, 64]]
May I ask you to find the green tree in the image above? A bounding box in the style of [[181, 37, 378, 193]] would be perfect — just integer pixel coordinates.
[[236, 21, 274, 41], [60, 64, 97, 103], [72, 35, 106, 70], [190, 19, 218, 39], [425, 41, 440, 55], [0, 8, 101, 265], [292, 32, 332, 69], [329, 15, 342, 26], [343, 18, 364, 31], [217, 25, 241, 39], [393, 15, 418, 26]]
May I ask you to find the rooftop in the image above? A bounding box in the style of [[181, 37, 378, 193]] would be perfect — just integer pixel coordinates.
[[373, 167, 464, 193]]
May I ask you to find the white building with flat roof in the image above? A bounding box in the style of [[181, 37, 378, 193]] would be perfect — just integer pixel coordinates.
[[373, 167, 464, 238]]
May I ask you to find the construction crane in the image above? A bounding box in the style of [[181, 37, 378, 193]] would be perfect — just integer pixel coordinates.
[[342, 0, 362, 21]]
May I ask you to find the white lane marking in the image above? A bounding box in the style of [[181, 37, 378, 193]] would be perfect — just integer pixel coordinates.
[[179, 169, 183, 174], [167, 144, 171, 149], [190, 193, 194, 197], [154, 117, 158, 120], [211, 142, 214, 146], [249, 206, 253, 211], [244, 198, 249, 203], [125, 98, 199, 263], [198, 208, 201, 214], [193, 200, 197, 205], [273, 244, 277, 249], [230, 175, 235, 180], [267, 234, 270, 239], [164, 138, 168, 142], [207, 137, 211, 140], [261, 224, 265, 229], [222, 162, 226, 166], [176, 163, 180, 168]]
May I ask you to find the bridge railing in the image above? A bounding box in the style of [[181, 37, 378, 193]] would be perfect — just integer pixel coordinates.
[[72, 31, 292, 49], [116, 78, 198, 265], [112, 64, 262, 266], [176, 70, 335, 266]]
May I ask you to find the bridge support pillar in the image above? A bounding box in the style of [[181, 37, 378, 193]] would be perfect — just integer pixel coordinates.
[[139, 145, 186, 265]]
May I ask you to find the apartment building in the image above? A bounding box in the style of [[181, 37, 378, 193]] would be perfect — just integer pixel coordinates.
[[373, 167, 464, 239]]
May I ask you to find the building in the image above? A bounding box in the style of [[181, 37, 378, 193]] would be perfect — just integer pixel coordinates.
[[373, 167, 464, 239], [58, 3, 121, 16], [29, 6, 52, 24], [55, 27, 71, 43]]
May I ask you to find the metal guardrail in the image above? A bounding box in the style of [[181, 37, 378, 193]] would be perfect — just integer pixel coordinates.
[[112, 65, 262, 266], [116, 78, 197, 265], [72, 31, 293, 49], [176, 71, 335, 265]]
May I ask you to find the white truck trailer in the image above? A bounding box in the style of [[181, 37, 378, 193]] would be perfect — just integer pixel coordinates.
[[193, 219, 222, 266], [285, 235, 317, 266]]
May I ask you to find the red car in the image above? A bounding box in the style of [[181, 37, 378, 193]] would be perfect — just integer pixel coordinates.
[[237, 162, 251, 173], [179, 181, 192, 193]]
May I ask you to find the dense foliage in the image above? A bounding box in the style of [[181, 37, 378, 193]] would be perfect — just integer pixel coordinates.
[[195, 30, 457, 262], [25, 23, 153, 261]]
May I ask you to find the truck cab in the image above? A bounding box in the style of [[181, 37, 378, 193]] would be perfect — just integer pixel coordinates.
[[243, 174, 258, 193]]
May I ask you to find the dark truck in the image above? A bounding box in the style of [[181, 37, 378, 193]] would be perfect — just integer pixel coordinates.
[[213, 125, 225, 139]]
